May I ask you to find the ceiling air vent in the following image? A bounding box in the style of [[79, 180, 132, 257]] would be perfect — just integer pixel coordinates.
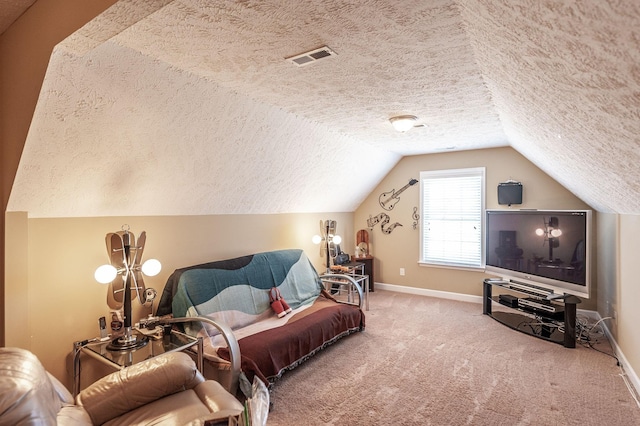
[[286, 46, 337, 67]]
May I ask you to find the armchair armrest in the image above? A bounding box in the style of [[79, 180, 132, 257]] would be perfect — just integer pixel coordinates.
[[320, 273, 364, 308], [77, 352, 202, 425], [190, 316, 241, 396]]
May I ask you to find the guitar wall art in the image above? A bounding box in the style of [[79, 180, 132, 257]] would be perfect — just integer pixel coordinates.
[[368, 178, 419, 235], [378, 178, 418, 211]]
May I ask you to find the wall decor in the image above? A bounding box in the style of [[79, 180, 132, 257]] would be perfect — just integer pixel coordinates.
[[367, 212, 403, 234], [412, 206, 420, 230], [356, 229, 370, 256], [378, 178, 418, 211]]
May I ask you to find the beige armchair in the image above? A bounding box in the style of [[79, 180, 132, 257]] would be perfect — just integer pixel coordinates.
[[0, 347, 244, 425]]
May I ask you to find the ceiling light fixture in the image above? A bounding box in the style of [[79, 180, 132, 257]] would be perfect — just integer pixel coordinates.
[[389, 115, 417, 132]]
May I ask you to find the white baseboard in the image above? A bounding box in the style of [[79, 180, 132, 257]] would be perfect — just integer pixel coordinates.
[[377, 281, 640, 404], [599, 316, 640, 407], [375, 282, 483, 304]]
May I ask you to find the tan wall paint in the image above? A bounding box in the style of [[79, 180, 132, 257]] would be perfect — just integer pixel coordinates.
[[0, 0, 118, 346], [596, 213, 618, 335], [4, 212, 29, 348], [354, 147, 597, 309], [5, 213, 353, 390], [619, 214, 640, 383]]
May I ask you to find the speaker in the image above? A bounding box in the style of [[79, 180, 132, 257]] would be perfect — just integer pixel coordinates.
[[498, 182, 522, 206]]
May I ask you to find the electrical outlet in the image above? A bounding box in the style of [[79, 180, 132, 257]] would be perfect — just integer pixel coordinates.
[[400, 268, 405, 276]]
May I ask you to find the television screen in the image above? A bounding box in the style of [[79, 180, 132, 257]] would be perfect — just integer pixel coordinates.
[[485, 210, 591, 298]]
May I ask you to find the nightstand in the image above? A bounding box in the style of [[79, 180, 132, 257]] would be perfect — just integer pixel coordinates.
[[352, 255, 375, 291], [322, 262, 369, 311]]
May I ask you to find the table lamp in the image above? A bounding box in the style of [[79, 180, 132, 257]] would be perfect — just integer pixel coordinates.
[[94, 225, 161, 350]]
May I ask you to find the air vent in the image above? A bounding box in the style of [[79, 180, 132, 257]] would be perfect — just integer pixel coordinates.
[[286, 46, 337, 67]]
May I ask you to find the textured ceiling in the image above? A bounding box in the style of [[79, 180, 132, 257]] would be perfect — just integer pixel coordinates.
[[7, 0, 640, 217]]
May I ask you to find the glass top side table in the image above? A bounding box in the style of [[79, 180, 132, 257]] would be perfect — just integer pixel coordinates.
[[73, 329, 202, 396], [321, 263, 369, 311]]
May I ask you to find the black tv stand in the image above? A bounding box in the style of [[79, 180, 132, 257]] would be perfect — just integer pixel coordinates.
[[483, 278, 581, 348]]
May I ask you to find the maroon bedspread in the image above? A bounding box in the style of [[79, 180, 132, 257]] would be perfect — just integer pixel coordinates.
[[218, 297, 365, 386]]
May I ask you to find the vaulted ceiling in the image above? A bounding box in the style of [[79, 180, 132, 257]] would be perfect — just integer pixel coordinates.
[[7, 0, 640, 217]]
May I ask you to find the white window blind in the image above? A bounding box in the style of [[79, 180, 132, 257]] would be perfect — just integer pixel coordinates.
[[420, 167, 485, 268]]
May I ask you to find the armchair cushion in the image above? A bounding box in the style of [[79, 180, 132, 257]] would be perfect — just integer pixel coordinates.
[[101, 381, 242, 426], [77, 352, 236, 425]]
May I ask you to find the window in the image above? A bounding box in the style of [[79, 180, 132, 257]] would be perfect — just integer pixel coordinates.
[[419, 167, 485, 269]]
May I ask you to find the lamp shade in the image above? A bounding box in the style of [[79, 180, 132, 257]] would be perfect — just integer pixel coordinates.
[[390, 115, 417, 132], [141, 258, 162, 276], [95, 264, 118, 284]]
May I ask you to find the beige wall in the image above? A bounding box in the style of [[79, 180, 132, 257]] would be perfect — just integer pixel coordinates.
[[596, 213, 618, 332], [0, 0, 118, 346], [619, 214, 640, 383], [5, 212, 29, 349], [597, 212, 640, 388], [5, 213, 353, 389], [354, 147, 596, 309]]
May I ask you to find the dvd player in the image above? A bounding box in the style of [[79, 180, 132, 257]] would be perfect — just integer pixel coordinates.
[[498, 294, 519, 308], [518, 297, 563, 313]]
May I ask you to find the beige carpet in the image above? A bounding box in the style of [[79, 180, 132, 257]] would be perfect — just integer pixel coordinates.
[[266, 290, 640, 425]]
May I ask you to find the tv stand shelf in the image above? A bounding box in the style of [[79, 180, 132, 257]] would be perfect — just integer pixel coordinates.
[[483, 279, 581, 348]]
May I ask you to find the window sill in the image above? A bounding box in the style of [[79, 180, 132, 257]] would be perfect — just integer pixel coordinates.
[[418, 262, 485, 273]]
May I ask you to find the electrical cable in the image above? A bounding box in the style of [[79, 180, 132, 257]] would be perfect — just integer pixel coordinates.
[[575, 315, 619, 364]]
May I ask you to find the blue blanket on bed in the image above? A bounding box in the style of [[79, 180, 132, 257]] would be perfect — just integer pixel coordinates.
[[157, 249, 322, 332]]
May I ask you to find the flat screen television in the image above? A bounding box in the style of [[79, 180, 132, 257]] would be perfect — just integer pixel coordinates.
[[485, 209, 591, 298]]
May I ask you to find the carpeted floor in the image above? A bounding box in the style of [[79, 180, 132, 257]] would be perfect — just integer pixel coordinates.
[[265, 290, 640, 425]]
